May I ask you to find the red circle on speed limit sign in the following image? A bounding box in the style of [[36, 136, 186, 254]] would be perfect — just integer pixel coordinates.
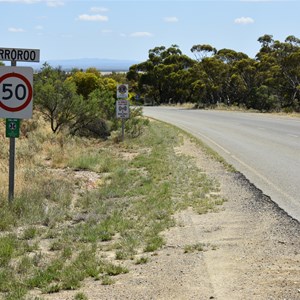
[[0, 72, 33, 112]]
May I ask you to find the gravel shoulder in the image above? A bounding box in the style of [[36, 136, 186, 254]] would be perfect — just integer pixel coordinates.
[[43, 136, 300, 300]]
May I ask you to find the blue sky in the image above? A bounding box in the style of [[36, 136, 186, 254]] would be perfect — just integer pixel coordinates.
[[1, 0, 299, 63]]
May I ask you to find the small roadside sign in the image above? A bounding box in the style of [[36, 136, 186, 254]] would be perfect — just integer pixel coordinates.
[[0, 66, 33, 119], [116, 100, 130, 119], [117, 84, 128, 99], [0, 47, 40, 62], [6, 118, 20, 138]]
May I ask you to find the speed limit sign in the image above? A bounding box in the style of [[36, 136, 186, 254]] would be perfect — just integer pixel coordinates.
[[0, 66, 33, 119]]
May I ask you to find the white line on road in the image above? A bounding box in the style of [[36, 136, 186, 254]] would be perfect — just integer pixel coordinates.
[[287, 134, 299, 138], [195, 131, 297, 206], [196, 132, 231, 155]]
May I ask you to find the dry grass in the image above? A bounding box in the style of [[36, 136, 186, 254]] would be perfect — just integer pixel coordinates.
[[0, 113, 223, 300]]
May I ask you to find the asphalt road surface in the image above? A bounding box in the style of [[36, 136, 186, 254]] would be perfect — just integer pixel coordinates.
[[143, 106, 300, 222]]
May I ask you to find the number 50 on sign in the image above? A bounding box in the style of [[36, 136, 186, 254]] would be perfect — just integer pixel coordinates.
[[0, 67, 33, 119]]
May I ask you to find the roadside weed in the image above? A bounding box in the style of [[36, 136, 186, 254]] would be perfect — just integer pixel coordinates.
[[184, 243, 205, 253], [135, 256, 149, 265], [68, 150, 117, 173], [101, 275, 115, 286], [21, 227, 38, 240], [74, 292, 89, 300], [184, 243, 217, 253]]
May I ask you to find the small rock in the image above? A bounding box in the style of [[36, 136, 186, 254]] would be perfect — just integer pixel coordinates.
[[278, 240, 286, 244]]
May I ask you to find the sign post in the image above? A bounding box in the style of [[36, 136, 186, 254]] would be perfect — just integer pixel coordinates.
[[116, 84, 129, 142], [0, 47, 39, 202], [9, 60, 16, 203], [7, 117, 20, 200]]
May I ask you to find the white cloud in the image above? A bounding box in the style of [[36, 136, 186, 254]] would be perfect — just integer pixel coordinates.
[[47, 1, 64, 7], [8, 27, 25, 32], [90, 7, 109, 13], [240, 0, 274, 2], [0, 0, 40, 3], [0, 0, 65, 6], [130, 32, 153, 37], [77, 14, 108, 22], [234, 17, 254, 24], [35, 25, 44, 30], [164, 17, 179, 23]]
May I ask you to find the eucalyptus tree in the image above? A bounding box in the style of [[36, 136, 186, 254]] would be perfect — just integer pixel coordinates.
[[281, 50, 300, 110], [188, 62, 210, 106], [275, 36, 300, 110], [216, 48, 248, 64], [215, 49, 255, 107], [190, 44, 217, 61], [127, 45, 195, 104], [127, 35, 300, 111], [229, 57, 258, 108], [256, 34, 300, 111], [199, 56, 229, 104]]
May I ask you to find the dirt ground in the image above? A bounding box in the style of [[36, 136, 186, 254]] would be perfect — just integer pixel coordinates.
[[41, 137, 300, 300]]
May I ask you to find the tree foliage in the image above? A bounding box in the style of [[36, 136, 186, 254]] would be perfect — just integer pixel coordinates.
[[34, 63, 85, 133], [34, 64, 147, 139], [127, 45, 195, 105], [127, 35, 300, 112]]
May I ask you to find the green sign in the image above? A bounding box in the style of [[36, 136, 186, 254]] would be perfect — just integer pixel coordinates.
[[6, 119, 20, 138]]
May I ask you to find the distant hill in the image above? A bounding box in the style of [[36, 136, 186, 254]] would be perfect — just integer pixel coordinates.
[[10, 58, 140, 72]]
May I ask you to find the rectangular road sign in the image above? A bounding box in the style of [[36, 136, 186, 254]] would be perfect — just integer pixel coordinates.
[[116, 100, 130, 119], [0, 47, 40, 62], [6, 118, 20, 138]]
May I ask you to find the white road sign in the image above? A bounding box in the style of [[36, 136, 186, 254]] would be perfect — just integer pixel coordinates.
[[0, 66, 33, 119], [117, 84, 128, 99], [0, 47, 40, 62], [116, 100, 130, 119]]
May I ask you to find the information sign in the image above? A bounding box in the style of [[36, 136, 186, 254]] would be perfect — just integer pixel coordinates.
[[6, 118, 20, 138], [116, 100, 130, 119], [117, 84, 128, 99]]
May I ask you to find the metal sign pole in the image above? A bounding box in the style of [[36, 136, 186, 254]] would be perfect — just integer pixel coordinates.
[[121, 118, 125, 142], [8, 135, 15, 202], [8, 60, 16, 202]]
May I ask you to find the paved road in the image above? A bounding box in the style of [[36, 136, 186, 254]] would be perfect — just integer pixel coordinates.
[[143, 107, 300, 222]]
